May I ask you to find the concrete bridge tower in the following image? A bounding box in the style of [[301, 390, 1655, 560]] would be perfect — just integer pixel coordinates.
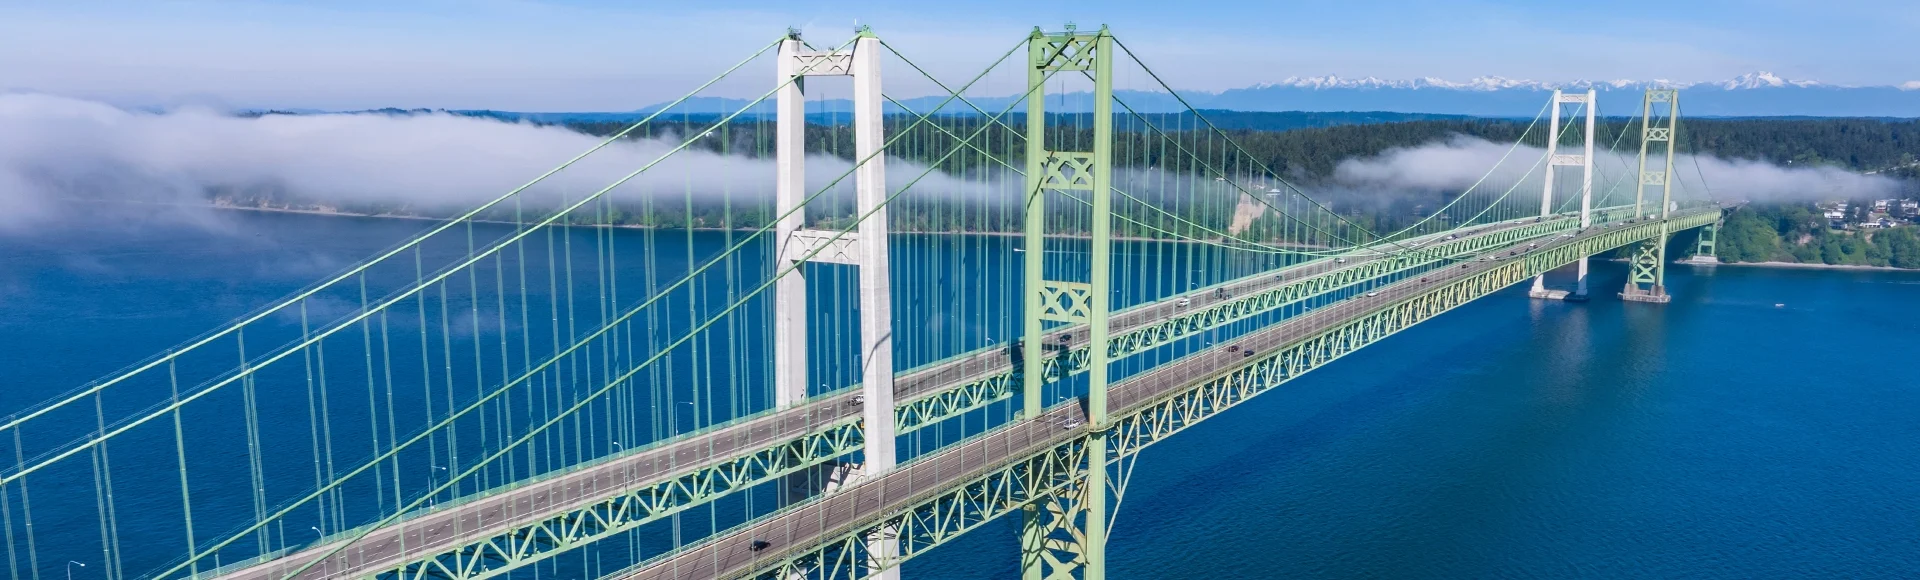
[[774, 27, 902, 578], [1529, 88, 1598, 301]]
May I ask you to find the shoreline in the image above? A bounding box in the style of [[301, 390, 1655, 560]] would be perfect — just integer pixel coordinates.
[[1688, 260, 1919, 273]]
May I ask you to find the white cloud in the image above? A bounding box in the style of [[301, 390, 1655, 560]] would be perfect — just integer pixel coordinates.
[[1900, 81, 1920, 91], [0, 93, 996, 233], [1333, 135, 1897, 204]]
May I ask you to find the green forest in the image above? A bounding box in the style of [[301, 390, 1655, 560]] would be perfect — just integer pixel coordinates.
[[1712, 204, 1920, 268]]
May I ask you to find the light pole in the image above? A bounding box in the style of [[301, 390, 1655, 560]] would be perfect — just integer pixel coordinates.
[[429, 465, 448, 508], [66, 561, 84, 580]]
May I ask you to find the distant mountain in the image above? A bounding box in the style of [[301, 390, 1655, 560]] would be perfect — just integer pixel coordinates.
[[415, 108, 1475, 133], [622, 71, 1920, 118], [1202, 72, 1920, 117], [243, 71, 1914, 127]]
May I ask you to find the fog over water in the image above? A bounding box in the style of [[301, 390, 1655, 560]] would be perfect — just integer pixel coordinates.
[[1332, 134, 1898, 203], [0, 93, 1897, 234]]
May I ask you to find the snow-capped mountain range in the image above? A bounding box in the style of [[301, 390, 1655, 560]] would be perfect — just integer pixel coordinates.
[[1251, 71, 1844, 92], [1180, 71, 1920, 117]]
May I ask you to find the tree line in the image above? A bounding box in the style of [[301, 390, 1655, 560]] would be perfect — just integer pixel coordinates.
[[1713, 204, 1920, 268]]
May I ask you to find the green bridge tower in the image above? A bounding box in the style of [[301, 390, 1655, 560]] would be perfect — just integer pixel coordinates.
[[1622, 89, 1680, 303], [1020, 24, 1116, 580]]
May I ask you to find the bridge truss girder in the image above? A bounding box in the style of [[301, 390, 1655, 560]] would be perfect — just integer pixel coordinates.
[[895, 205, 1641, 435], [278, 206, 1642, 580], [372, 420, 862, 580], [730, 209, 1719, 580]]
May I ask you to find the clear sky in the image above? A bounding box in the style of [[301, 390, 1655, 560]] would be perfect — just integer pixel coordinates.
[[4, 0, 1914, 111]]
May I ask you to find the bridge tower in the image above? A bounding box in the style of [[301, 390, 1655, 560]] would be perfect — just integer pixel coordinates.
[[774, 27, 902, 577], [1020, 24, 1115, 580], [1528, 88, 1597, 301], [1621, 89, 1680, 303]]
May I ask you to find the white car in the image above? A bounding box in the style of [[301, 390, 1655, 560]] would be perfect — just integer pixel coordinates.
[[1176, 297, 1191, 308], [1365, 291, 1379, 297]]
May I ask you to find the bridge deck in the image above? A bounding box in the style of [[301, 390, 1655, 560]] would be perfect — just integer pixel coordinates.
[[213, 213, 1583, 580], [615, 212, 1653, 579]]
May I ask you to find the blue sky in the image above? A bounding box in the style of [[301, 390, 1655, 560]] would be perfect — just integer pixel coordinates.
[[3, 0, 1915, 111]]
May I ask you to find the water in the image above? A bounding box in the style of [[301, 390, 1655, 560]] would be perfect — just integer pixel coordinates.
[[4, 211, 1918, 578]]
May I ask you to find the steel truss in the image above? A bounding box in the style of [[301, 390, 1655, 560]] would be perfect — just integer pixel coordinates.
[[276, 206, 1644, 580], [894, 205, 1641, 434], [369, 421, 862, 580], [1694, 223, 1718, 259], [733, 209, 1718, 580]]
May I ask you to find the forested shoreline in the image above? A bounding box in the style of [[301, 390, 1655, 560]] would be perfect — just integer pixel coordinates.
[[1713, 204, 1920, 268]]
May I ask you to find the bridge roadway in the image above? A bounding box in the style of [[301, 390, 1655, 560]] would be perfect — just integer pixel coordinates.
[[617, 209, 1647, 579], [211, 213, 1584, 580]]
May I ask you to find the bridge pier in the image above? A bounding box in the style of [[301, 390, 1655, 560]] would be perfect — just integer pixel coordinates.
[[1529, 89, 1595, 302], [1681, 222, 1722, 265], [1619, 237, 1673, 302]]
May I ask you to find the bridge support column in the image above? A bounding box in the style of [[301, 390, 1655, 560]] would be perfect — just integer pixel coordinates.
[[1021, 434, 1106, 580], [849, 29, 900, 580], [1621, 237, 1671, 302], [1020, 24, 1113, 580], [775, 28, 900, 579], [1683, 222, 1721, 265], [1529, 88, 1595, 302], [1622, 89, 1679, 303], [774, 32, 813, 410]]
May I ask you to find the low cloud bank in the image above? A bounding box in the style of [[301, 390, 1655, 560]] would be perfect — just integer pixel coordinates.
[[1332, 134, 1899, 204], [0, 93, 993, 233], [2, 94, 1899, 236]]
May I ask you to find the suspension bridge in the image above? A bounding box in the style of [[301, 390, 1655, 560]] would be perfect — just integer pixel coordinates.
[[1, 25, 1724, 580]]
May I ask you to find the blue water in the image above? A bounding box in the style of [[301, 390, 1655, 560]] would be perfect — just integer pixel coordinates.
[[4, 211, 1919, 578]]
